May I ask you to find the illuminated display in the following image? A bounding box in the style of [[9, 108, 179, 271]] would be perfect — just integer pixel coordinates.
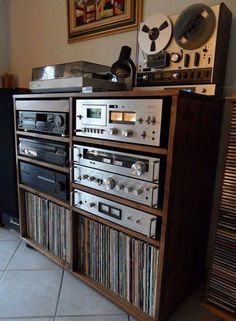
[[87, 108, 102, 119], [110, 111, 136, 124]]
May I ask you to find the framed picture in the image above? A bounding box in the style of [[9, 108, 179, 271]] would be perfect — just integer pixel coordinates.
[[67, 0, 142, 42]]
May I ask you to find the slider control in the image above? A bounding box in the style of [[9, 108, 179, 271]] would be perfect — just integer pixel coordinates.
[[184, 54, 190, 67]]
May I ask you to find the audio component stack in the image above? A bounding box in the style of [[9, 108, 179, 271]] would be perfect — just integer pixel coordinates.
[[13, 89, 224, 321], [136, 3, 232, 95]]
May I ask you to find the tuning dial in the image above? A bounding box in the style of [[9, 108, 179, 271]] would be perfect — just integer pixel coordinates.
[[87, 202, 95, 208], [171, 52, 182, 63], [103, 177, 115, 190], [87, 176, 95, 182], [133, 189, 143, 196], [124, 186, 133, 193], [121, 129, 133, 137], [109, 127, 118, 136], [115, 184, 124, 191], [131, 161, 146, 176]]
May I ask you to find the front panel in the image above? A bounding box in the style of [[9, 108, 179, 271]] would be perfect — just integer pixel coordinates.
[[72, 190, 158, 238], [73, 144, 160, 182], [73, 165, 159, 207], [75, 99, 163, 146]]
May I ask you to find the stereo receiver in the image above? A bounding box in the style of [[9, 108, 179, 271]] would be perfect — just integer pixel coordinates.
[[18, 111, 68, 136], [19, 138, 67, 167], [73, 145, 160, 182], [72, 190, 158, 238], [73, 165, 159, 207], [75, 99, 170, 146]]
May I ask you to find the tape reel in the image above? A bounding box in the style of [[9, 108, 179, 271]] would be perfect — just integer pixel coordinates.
[[138, 13, 173, 55], [174, 3, 216, 50]]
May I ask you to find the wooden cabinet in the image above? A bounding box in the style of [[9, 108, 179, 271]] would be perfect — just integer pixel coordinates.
[[13, 90, 224, 321]]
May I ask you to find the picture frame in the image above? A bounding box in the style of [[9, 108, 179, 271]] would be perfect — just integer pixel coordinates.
[[67, 0, 142, 42]]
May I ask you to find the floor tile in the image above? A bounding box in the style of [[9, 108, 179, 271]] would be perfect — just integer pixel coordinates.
[[0, 270, 62, 318], [57, 272, 125, 316], [7, 241, 61, 271], [0, 240, 20, 270], [168, 295, 222, 321], [0, 227, 20, 241], [56, 316, 129, 321]]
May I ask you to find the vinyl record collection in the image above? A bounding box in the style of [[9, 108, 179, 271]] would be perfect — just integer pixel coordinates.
[[206, 104, 236, 314], [78, 216, 159, 317], [25, 192, 71, 263]]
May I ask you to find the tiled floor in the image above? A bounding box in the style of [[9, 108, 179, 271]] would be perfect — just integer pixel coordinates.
[[0, 227, 222, 321]]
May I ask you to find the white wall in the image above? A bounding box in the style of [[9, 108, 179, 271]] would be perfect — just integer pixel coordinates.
[[6, 0, 236, 95], [0, 0, 9, 75]]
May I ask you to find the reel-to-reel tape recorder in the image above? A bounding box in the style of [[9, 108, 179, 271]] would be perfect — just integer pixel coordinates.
[[137, 3, 232, 95]]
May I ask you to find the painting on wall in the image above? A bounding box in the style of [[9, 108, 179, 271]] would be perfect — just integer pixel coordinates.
[[67, 0, 142, 42]]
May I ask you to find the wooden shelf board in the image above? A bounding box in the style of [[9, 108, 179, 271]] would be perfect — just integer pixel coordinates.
[[19, 184, 70, 209], [71, 182, 163, 217], [72, 136, 168, 155], [16, 130, 70, 142], [72, 207, 160, 247], [17, 155, 69, 173]]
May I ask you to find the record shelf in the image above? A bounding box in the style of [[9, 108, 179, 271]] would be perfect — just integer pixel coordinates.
[[203, 96, 236, 321], [13, 90, 225, 321]]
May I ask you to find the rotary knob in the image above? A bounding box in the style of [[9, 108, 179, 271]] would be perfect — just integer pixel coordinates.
[[82, 174, 89, 180], [87, 176, 95, 182], [124, 186, 133, 193], [173, 72, 180, 80], [87, 202, 95, 208], [115, 184, 124, 191], [54, 115, 64, 127], [171, 52, 182, 63], [133, 189, 143, 196], [121, 129, 133, 137], [131, 161, 146, 176], [109, 127, 118, 136], [103, 177, 115, 190]]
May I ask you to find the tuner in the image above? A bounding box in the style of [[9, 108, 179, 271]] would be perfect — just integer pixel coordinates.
[[131, 161, 147, 176], [103, 177, 115, 190], [121, 129, 133, 137], [109, 128, 118, 136]]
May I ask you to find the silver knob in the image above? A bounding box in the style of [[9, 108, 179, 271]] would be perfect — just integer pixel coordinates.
[[87, 176, 95, 182], [115, 184, 124, 191], [109, 127, 118, 135], [173, 72, 180, 79], [125, 186, 133, 193], [133, 189, 142, 196], [103, 177, 115, 190], [87, 202, 95, 208], [131, 161, 146, 176], [121, 129, 133, 137]]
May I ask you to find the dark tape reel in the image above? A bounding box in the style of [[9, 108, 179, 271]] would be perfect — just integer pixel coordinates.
[[174, 3, 216, 50]]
